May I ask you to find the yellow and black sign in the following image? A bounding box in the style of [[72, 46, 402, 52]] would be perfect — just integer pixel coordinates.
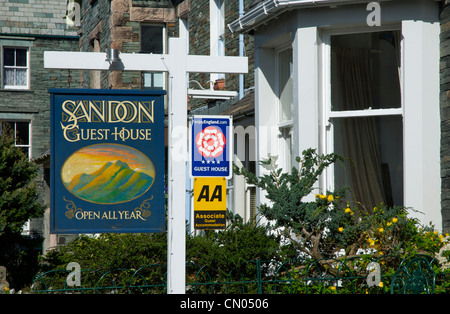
[[193, 177, 226, 229]]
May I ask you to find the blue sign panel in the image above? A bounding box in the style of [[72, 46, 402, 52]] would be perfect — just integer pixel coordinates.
[[50, 89, 165, 234], [190, 115, 232, 178]]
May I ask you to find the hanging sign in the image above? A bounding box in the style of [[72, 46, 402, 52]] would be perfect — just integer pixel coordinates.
[[193, 177, 226, 229], [189, 115, 232, 178], [50, 89, 166, 234]]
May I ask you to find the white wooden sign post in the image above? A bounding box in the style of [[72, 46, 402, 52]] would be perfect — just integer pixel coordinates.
[[44, 37, 248, 294]]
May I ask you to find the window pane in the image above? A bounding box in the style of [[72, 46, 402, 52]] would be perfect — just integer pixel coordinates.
[[143, 72, 164, 90], [4, 68, 15, 85], [141, 25, 164, 54], [278, 48, 293, 122], [15, 121, 29, 145], [333, 115, 403, 210], [331, 31, 401, 111], [15, 49, 27, 67], [4, 48, 14, 66], [15, 69, 27, 86]]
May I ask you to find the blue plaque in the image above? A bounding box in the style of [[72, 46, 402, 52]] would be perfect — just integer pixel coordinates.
[[190, 115, 232, 178], [50, 89, 165, 233]]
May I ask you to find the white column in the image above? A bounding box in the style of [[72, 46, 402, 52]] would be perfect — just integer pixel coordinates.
[[295, 27, 319, 156], [402, 19, 441, 230]]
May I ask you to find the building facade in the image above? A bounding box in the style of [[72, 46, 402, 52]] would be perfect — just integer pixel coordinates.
[[0, 0, 80, 248]]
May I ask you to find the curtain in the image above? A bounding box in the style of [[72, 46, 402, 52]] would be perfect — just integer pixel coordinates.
[[335, 47, 386, 211]]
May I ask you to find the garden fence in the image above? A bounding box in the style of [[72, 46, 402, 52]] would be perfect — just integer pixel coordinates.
[[31, 255, 450, 294]]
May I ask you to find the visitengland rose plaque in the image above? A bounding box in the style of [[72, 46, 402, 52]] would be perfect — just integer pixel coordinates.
[[50, 89, 166, 233]]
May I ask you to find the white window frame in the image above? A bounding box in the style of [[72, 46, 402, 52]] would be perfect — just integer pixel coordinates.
[[140, 23, 167, 90], [0, 118, 32, 159], [321, 25, 404, 196], [2, 46, 30, 90]]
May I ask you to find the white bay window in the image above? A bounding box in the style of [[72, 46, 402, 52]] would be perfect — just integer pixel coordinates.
[[251, 1, 441, 228], [319, 22, 440, 223]]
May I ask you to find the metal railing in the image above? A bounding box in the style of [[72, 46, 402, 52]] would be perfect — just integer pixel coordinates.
[[31, 255, 450, 294]]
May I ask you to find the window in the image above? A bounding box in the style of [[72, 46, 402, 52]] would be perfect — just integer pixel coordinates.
[[277, 47, 294, 170], [0, 120, 31, 158], [278, 48, 293, 123], [3, 47, 29, 89], [327, 30, 403, 210], [140, 24, 165, 90]]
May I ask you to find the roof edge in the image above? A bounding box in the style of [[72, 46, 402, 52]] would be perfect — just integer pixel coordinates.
[[228, 0, 392, 34]]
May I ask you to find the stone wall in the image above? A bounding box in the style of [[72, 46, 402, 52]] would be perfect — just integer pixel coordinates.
[[77, 0, 254, 106], [0, 0, 77, 37], [0, 0, 80, 237], [79, 0, 178, 89], [0, 37, 80, 159], [441, 0, 450, 232]]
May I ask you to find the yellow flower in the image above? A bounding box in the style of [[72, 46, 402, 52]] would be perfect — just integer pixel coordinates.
[[378, 228, 384, 233], [327, 195, 334, 202], [392, 217, 398, 223], [344, 205, 354, 215], [379, 282, 384, 288], [338, 227, 344, 232], [368, 238, 376, 246], [387, 222, 392, 227]]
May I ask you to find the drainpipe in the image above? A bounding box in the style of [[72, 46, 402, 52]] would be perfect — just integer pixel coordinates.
[[239, 0, 244, 100]]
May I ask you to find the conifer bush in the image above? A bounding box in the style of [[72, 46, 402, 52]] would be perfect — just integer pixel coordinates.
[[234, 149, 450, 276], [0, 127, 46, 289]]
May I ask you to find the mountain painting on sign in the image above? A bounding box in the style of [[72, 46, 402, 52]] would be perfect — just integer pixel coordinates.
[[61, 144, 155, 204]]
